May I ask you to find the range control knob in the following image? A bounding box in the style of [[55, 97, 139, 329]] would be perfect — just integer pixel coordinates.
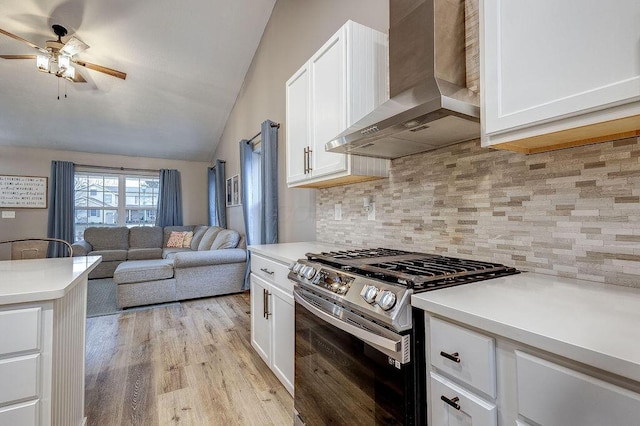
[[376, 290, 397, 311], [302, 266, 316, 280], [362, 285, 379, 304], [292, 262, 304, 274]]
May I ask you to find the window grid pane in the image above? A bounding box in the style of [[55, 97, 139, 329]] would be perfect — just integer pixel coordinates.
[[74, 172, 159, 241]]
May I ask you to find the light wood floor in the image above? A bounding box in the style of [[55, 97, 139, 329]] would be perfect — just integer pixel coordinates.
[[85, 292, 293, 426]]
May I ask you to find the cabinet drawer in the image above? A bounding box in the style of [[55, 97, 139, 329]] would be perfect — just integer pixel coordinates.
[[0, 307, 40, 355], [516, 351, 640, 426], [0, 354, 39, 405], [0, 400, 38, 426], [430, 372, 497, 426], [429, 317, 496, 398], [250, 254, 292, 293]]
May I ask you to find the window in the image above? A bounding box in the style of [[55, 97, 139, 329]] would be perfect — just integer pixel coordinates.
[[74, 171, 159, 241]]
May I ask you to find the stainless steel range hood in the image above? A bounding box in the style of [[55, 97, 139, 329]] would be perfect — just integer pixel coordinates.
[[325, 0, 480, 159]]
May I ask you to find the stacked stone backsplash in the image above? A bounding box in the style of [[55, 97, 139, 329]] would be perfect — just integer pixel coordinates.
[[317, 137, 640, 287]]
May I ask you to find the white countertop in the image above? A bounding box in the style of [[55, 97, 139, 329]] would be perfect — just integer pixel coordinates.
[[0, 256, 101, 305], [248, 241, 342, 264], [412, 272, 640, 383]]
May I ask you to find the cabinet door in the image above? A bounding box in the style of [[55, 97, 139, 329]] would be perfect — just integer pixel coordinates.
[[309, 28, 348, 178], [430, 372, 497, 426], [286, 64, 311, 184], [516, 351, 640, 426], [270, 286, 294, 395], [482, 0, 640, 138], [250, 275, 271, 365]]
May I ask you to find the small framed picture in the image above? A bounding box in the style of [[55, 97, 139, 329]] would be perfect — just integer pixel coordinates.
[[232, 175, 240, 206], [226, 175, 241, 206]]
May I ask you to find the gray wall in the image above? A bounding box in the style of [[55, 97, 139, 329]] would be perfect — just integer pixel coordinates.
[[213, 0, 389, 242], [317, 137, 640, 287], [0, 145, 209, 246]]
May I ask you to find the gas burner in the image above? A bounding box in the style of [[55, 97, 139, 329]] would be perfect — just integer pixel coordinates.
[[305, 248, 519, 291]]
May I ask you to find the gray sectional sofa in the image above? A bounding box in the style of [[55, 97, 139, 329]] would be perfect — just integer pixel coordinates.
[[72, 225, 246, 308]]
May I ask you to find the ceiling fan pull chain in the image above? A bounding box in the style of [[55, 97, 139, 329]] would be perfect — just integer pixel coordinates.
[[65, 79, 68, 99], [57, 78, 60, 100]]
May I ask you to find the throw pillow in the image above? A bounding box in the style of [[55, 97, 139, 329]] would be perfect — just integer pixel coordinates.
[[190, 226, 208, 250], [197, 227, 223, 251], [182, 231, 194, 248], [166, 231, 186, 248], [209, 229, 241, 250]]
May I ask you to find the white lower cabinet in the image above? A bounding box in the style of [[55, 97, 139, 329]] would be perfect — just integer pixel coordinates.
[[428, 317, 497, 426], [250, 254, 295, 395], [516, 351, 640, 426], [430, 372, 497, 426], [425, 315, 640, 426]]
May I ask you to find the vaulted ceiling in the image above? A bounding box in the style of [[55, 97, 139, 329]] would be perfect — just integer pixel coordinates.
[[0, 0, 276, 161]]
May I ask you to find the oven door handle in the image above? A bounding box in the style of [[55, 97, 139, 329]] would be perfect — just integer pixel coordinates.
[[294, 290, 402, 353]]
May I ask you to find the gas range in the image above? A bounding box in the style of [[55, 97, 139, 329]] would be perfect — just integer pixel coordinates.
[[288, 248, 519, 332]]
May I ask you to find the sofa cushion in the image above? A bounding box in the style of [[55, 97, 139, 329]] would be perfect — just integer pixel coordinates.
[[89, 249, 128, 262], [85, 227, 129, 251], [128, 247, 163, 260], [190, 225, 209, 250], [113, 259, 174, 284], [197, 227, 223, 251], [162, 247, 192, 259], [129, 226, 163, 248], [210, 229, 241, 250]]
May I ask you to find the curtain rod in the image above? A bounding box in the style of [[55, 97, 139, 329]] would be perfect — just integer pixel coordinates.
[[74, 163, 160, 173], [246, 122, 281, 144]]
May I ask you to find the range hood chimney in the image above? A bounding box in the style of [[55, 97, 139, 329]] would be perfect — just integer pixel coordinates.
[[325, 0, 480, 159]]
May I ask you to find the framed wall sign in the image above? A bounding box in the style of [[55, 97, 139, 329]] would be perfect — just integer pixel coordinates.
[[0, 175, 48, 208], [226, 175, 241, 207]]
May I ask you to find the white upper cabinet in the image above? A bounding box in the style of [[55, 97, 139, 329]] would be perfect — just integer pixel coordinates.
[[286, 20, 390, 188], [481, 0, 640, 153]]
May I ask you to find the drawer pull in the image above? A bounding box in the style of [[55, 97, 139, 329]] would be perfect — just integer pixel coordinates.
[[440, 351, 461, 363], [260, 268, 274, 276], [440, 395, 460, 410]]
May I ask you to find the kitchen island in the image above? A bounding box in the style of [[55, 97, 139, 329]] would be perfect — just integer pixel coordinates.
[[412, 272, 640, 425], [0, 256, 101, 426]]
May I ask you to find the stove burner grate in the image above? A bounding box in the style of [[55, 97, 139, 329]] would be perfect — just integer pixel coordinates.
[[306, 248, 520, 291]]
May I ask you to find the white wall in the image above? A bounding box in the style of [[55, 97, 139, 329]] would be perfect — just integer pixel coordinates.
[[213, 0, 389, 242], [0, 145, 209, 244]]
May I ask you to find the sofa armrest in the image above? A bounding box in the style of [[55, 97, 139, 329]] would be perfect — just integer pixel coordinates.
[[71, 240, 93, 256], [172, 248, 247, 268]]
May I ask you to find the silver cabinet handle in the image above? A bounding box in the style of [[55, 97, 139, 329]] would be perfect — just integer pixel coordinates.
[[303, 147, 308, 173], [260, 267, 274, 276], [307, 147, 312, 172], [263, 288, 271, 319]]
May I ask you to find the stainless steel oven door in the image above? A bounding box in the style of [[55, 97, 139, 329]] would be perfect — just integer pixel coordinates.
[[293, 287, 417, 426]]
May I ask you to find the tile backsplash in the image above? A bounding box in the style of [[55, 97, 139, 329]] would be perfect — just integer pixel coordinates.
[[317, 137, 640, 287]]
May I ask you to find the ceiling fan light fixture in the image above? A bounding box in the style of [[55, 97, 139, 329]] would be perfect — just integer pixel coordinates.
[[63, 65, 75, 81], [36, 54, 50, 72], [58, 54, 70, 72]]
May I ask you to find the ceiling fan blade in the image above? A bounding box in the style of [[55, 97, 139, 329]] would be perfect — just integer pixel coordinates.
[[0, 28, 47, 54], [0, 54, 37, 59], [72, 59, 126, 80], [71, 70, 86, 83], [60, 36, 89, 56]]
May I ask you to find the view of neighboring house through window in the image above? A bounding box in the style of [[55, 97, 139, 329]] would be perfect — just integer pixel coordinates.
[[74, 171, 160, 241]]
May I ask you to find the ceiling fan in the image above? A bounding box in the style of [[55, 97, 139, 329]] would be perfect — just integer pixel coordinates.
[[0, 24, 126, 83]]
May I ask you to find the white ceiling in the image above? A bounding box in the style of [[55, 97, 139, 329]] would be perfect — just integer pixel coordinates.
[[0, 0, 276, 162]]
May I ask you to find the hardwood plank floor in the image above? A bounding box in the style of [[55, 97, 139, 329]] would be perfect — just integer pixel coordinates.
[[85, 292, 294, 426]]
